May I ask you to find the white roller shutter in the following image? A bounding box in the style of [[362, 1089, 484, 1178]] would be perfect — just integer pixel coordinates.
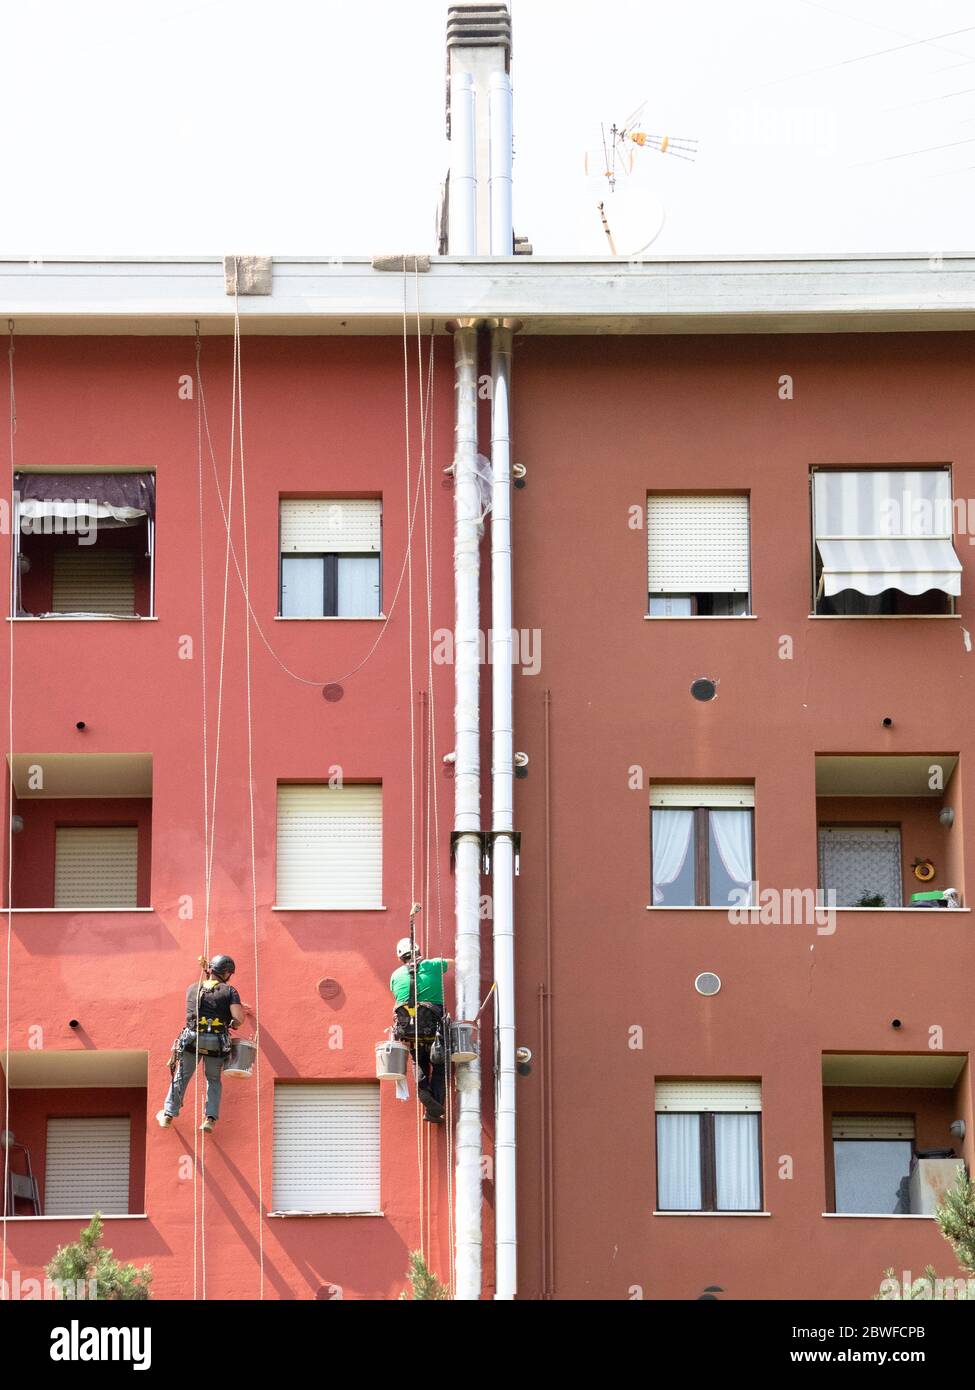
[[647, 495, 750, 593], [280, 499, 381, 555], [55, 826, 139, 908], [655, 1080, 762, 1112], [44, 1117, 131, 1216], [272, 1084, 381, 1214], [832, 1115, 915, 1140], [276, 784, 382, 909], [52, 549, 136, 615], [651, 784, 755, 808]]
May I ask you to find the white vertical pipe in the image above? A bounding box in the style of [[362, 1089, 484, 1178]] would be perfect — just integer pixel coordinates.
[[490, 322, 516, 1299], [449, 73, 478, 256], [452, 321, 483, 1300], [488, 71, 513, 256]]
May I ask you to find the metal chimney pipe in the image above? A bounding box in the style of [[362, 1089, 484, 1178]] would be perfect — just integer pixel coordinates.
[[490, 320, 517, 1299], [449, 72, 478, 255], [451, 320, 483, 1301], [488, 71, 513, 255]]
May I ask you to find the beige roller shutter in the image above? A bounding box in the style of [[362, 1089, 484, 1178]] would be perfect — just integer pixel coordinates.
[[832, 1115, 915, 1140], [280, 499, 381, 555], [272, 1084, 381, 1214], [44, 1117, 131, 1216], [276, 784, 382, 909], [52, 549, 136, 615], [647, 495, 750, 593], [55, 826, 139, 908], [655, 1080, 762, 1112], [651, 784, 755, 808]]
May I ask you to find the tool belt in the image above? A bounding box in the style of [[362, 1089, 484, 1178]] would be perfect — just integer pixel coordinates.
[[178, 1018, 228, 1058], [393, 1002, 443, 1045]]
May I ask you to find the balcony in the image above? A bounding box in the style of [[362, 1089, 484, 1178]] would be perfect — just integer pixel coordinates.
[[6, 753, 152, 911], [816, 754, 963, 911], [822, 1052, 968, 1218]]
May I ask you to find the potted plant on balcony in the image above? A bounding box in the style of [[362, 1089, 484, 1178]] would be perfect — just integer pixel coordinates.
[[855, 892, 886, 908]]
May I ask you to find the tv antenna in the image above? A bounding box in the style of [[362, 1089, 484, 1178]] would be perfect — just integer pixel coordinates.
[[584, 100, 698, 255]]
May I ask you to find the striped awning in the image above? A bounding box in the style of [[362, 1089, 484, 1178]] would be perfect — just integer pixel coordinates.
[[817, 537, 961, 597]]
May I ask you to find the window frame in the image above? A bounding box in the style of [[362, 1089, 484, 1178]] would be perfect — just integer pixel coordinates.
[[830, 1113, 916, 1215], [646, 492, 753, 619], [655, 1109, 764, 1213], [279, 551, 381, 618], [650, 804, 756, 907]]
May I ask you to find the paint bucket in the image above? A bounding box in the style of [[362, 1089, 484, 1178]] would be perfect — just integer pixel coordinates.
[[224, 1037, 258, 1079], [449, 1021, 478, 1064], [375, 1039, 410, 1081]]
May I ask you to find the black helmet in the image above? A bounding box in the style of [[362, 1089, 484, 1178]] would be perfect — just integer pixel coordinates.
[[209, 954, 236, 977]]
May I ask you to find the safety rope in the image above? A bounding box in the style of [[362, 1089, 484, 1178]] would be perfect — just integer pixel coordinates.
[[2, 321, 16, 1282], [192, 325, 210, 1302], [230, 272, 266, 1298]]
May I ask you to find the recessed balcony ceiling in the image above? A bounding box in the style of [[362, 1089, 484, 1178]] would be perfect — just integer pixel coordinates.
[[823, 1053, 966, 1088], [8, 752, 152, 800], [3, 1049, 148, 1089], [815, 754, 958, 798]]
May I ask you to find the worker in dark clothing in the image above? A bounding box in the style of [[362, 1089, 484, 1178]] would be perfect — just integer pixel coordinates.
[[390, 938, 452, 1123], [157, 955, 245, 1133]]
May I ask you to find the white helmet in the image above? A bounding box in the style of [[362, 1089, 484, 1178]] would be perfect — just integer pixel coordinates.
[[396, 937, 416, 961]]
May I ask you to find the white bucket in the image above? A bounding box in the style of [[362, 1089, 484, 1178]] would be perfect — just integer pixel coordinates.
[[224, 1037, 258, 1078], [376, 1039, 410, 1081]]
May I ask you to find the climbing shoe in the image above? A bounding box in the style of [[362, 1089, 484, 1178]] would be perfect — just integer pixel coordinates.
[[156, 1111, 173, 1128], [200, 1117, 216, 1133]]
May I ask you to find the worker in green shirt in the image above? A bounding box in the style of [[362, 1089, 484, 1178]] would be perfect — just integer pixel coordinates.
[[391, 937, 452, 1122]]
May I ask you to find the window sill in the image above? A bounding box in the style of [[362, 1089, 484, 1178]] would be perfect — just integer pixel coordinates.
[[268, 1210, 384, 1219], [822, 1212, 934, 1220], [271, 905, 387, 912], [8, 616, 158, 622], [644, 615, 757, 621], [653, 1210, 771, 1217], [274, 615, 386, 622], [4, 907, 154, 914], [807, 614, 960, 620], [647, 905, 970, 913], [2, 1213, 148, 1222]]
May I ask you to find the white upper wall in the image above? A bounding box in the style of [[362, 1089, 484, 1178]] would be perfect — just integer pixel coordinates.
[[1, 254, 974, 335]]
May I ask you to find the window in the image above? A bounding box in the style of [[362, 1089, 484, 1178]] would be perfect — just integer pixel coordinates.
[[279, 499, 381, 617], [272, 1084, 380, 1214], [44, 1117, 131, 1217], [647, 495, 750, 616], [818, 825, 902, 908], [832, 1115, 914, 1214], [276, 783, 382, 909], [655, 1081, 762, 1212], [651, 784, 754, 906], [15, 471, 155, 618], [811, 469, 961, 616]]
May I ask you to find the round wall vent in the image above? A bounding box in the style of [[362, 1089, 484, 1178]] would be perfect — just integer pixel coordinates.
[[317, 977, 341, 1001], [323, 683, 344, 702], [694, 972, 722, 996], [690, 677, 717, 702]]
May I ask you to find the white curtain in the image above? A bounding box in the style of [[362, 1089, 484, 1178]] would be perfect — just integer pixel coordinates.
[[710, 810, 753, 895], [337, 556, 381, 617], [656, 1114, 701, 1210], [715, 1113, 761, 1210], [652, 809, 694, 904]]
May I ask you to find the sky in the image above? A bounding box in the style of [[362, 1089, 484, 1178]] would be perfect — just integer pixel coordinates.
[[1, 0, 974, 257]]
